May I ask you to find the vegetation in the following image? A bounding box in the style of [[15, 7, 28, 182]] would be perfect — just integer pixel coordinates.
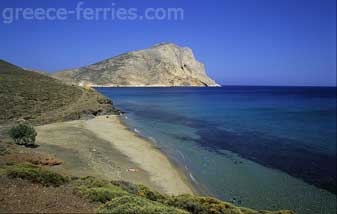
[[73, 177, 129, 203], [97, 195, 188, 214], [0, 147, 7, 156], [2, 163, 294, 214], [0, 60, 118, 125], [6, 163, 69, 187], [0, 144, 9, 156], [9, 124, 37, 147], [112, 181, 295, 214], [166, 195, 256, 214], [78, 178, 294, 214], [112, 180, 167, 202]]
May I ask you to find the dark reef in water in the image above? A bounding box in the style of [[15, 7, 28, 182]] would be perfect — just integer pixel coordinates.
[[194, 126, 336, 194], [121, 103, 336, 194]]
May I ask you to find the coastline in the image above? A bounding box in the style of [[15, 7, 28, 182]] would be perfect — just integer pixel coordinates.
[[85, 115, 195, 195], [118, 115, 211, 197], [35, 115, 194, 195], [88, 84, 221, 87], [118, 116, 208, 196]]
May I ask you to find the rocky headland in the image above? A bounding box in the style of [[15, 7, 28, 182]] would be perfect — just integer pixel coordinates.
[[52, 43, 220, 87]]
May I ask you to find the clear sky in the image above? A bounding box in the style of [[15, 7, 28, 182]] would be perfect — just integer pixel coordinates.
[[0, 0, 336, 86]]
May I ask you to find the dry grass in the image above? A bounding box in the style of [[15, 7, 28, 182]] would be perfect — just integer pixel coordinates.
[[0, 60, 119, 125]]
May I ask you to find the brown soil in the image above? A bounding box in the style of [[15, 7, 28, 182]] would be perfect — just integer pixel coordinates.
[[0, 139, 96, 213], [0, 140, 62, 166], [0, 176, 95, 213], [3, 151, 63, 166]]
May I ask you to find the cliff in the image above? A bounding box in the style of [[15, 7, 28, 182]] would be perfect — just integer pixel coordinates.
[[52, 43, 220, 87]]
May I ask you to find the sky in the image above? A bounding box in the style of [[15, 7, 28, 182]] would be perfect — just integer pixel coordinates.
[[0, 0, 336, 86]]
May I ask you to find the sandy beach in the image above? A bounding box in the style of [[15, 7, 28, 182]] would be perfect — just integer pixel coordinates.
[[35, 115, 193, 195]]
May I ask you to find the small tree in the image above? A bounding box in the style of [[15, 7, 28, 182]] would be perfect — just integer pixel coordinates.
[[9, 124, 37, 147]]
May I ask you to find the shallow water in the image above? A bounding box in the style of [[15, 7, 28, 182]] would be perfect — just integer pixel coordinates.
[[97, 86, 336, 214]]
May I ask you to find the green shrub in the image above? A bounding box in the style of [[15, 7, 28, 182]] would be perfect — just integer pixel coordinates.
[[9, 124, 37, 147], [6, 164, 69, 186], [76, 178, 294, 214], [78, 186, 128, 203], [77, 176, 110, 188], [111, 180, 140, 194], [0, 145, 9, 156], [111, 180, 167, 202], [73, 177, 128, 203], [165, 195, 295, 214], [97, 195, 188, 214], [165, 194, 254, 214]]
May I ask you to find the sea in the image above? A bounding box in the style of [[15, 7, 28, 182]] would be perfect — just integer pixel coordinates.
[[96, 86, 336, 214]]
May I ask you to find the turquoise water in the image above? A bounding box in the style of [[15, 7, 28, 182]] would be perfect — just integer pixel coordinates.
[[97, 86, 336, 214]]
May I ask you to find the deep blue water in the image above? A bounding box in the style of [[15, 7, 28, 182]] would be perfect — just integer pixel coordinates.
[[97, 86, 336, 214]]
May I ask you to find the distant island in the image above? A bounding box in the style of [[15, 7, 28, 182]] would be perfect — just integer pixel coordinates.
[[52, 43, 220, 87]]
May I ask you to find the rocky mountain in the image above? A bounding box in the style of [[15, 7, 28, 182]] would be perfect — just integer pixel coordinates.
[[52, 43, 220, 87]]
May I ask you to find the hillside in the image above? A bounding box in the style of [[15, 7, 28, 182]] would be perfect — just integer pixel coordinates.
[[52, 43, 220, 87], [0, 60, 119, 125], [0, 162, 294, 214]]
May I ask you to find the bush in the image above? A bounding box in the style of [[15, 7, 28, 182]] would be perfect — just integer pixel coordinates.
[[6, 164, 69, 186], [97, 195, 188, 214], [167, 195, 248, 214], [73, 177, 128, 203], [82, 187, 128, 203], [74, 178, 294, 214], [111, 180, 167, 202], [0, 144, 9, 156], [165, 195, 295, 214], [9, 124, 37, 147], [110, 181, 295, 214]]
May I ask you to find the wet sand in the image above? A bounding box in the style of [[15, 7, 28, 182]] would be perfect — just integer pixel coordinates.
[[35, 115, 193, 195]]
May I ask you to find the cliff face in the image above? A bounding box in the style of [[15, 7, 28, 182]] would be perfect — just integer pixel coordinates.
[[52, 43, 220, 87]]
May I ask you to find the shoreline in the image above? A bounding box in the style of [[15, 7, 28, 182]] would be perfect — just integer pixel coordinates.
[[85, 115, 195, 195], [91, 85, 221, 88], [35, 115, 194, 196], [118, 115, 207, 196]]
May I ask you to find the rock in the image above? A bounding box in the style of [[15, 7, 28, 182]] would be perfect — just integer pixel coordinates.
[[52, 43, 220, 87]]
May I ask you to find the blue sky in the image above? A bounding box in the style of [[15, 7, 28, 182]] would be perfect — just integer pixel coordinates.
[[0, 0, 336, 86]]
